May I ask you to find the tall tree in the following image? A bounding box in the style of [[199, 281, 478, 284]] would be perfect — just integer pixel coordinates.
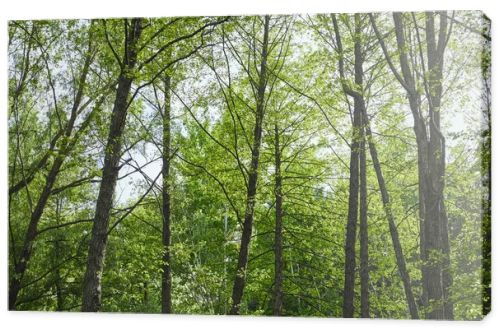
[[229, 15, 271, 315], [161, 75, 173, 313], [81, 16, 228, 311], [127, 16, 229, 313], [370, 12, 454, 319], [332, 13, 419, 318], [480, 14, 491, 317], [331, 13, 361, 318], [424, 12, 453, 319], [361, 108, 419, 319], [9, 22, 99, 310], [82, 18, 144, 312]]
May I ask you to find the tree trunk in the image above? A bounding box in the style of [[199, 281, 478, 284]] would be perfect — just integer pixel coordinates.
[[480, 14, 491, 317], [339, 14, 362, 318], [9, 158, 63, 310], [362, 108, 420, 319], [161, 75, 172, 314], [342, 105, 360, 318], [54, 197, 64, 311], [359, 113, 369, 318], [424, 12, 453, 319], [273, 123, 284, 316], [82, 19, 143, 312], [354, 16, 370, 317], [229, 15, 270, 315]]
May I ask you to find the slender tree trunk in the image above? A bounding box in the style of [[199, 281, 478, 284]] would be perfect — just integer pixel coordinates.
[[440, 201, 453, 318], [273, 123, 284, 316], [480, 15, 491, 317], [342, 104, 360, 318], [82, 19, 143, 312], [416, 139, 429, 310], [229, 15, 270, 315], [359, 115, 369, 318], [393, 12, 437, 318], [54, 197, 64, 311], [362, 108, 420, 319], [9, 128, 66, 196], [161, 75, 172, 314], [339, 14, 363, 318], [353, 18, 370, 317]]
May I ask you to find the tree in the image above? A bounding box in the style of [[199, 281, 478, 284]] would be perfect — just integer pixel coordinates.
[[331, 13, 361, 318], [228, 15, 271, 315], [82, 18, 144, 312], [160, 75, 173, 313], [370, 12, 454, 319], [82, 17, 227, 311], [330, 13, 418, 318], [9, 21, 104, 310]]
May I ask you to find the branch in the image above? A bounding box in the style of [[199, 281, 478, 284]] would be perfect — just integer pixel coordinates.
[[176, 153, 243, 225], [368, 13, 411, 92], [138, 17, 229, 69], [107, 171, 162, 235], [37, 218, 94, 236]]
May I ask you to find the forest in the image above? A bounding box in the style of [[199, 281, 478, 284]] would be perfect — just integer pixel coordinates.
[[8, 11, 490, 319]]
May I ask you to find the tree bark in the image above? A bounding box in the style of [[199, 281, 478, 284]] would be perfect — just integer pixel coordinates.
[[480, 14, 491, 317], [273, 123, 284, 316], [161, 75, 172, 314], [359, 112, 369, 318], [82, 19, 143, 312], [342, 103, 360, 318], [354, 16, 369, 318], [54, 197, 64, 311], [229, 15, 270, 315]]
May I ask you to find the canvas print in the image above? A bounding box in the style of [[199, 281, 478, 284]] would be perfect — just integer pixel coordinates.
[[7, 11, 490, 320]]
